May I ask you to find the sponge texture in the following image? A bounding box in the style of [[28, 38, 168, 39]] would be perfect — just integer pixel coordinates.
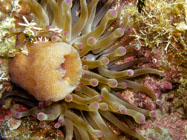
[[9, 42, 82, 101]]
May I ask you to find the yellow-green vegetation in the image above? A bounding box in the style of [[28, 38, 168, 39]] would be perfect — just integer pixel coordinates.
[[0, 0, 22, 57], [125, 0, 186, 58], [125, 0, 187, 66], [0, 17, 17, 57]]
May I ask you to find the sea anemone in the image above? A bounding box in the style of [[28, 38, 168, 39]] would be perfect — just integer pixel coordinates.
[[1, 0, 165, 139]]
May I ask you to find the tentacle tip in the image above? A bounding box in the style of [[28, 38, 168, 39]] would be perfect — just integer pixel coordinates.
[[127, 27, 131, 31], [97, 95, 102, 101], [156, 99, 162, 105], [118, 47, 126, 55], [123, 82, 128, 88], [99, 103, 108, 110], [58, 118, 64, 123], [65, 95, 73, 102], [134, 44, 141, 51], [117, 6, 123, 10], [103, 106, 108, 110], [126, 14, 130, 17], [139, 117, 145, 124], [14, 112, 21, 118], [45, 25, 50, 30], [162, 71, 166, 77], [39, 102, 44, 108], [108, 9, 117, 18], [128, 69, 134, 76], [121, 108, 127, 114], [112, 80, 118, 87], [149, 111, 157, 117], [115, 105, 120, 111], [75, 86, 81, 91], [82, 72, 88, 77], [82, 56, 87, 60], [5, 33, 9, 37], [101, 57, 109, 65], [91, 79, 98, 87], [65, 0, 72, 6], [87, 37, 97, 46], [121, 47, 126, 54], [93, 102, 99, 108], [64, 31, 69, 36], [54, 123, 61, 128], [104, 57, 109, 64], [108, 79, 118, 87], [89, 102, 99, 110], [116, 28, 124, 36], [51, 36, 57, 41], [79, 82, 84, 86], [97, 131, 103, 138], [10, 27, 14, 32], [78, 43, 83, 50], [37, 112, 47, 121], [83, 65, 88, 70], [39, 122, 46, 128]]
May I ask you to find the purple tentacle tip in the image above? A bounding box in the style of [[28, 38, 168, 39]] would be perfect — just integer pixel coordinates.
[[15, 112, 21, 118], [98, 131, 103, 137], [121, 109, 127, 114], [140, 117, 145, 124]]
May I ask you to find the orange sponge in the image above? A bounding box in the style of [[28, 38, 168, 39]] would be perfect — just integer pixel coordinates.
[[9, 42, 82, 101]]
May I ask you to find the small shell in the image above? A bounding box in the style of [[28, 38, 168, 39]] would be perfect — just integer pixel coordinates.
[[7, 117, 21, 130]]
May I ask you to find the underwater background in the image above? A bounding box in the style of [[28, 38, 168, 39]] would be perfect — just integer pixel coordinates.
[[0, 0, 186, 140]]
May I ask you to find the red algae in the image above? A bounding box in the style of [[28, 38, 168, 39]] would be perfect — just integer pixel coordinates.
[[0, 107, 12, 125], [139, 112, 187, 140], [0, 104, 27, 126]]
